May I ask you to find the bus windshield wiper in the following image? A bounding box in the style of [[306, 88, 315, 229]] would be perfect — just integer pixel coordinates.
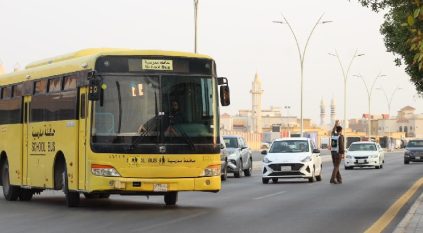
[[130, 91, 159, 149], [167, 123, 196, 151]]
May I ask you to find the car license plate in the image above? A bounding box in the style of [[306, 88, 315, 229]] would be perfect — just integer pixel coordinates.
[[416, 156, 421, 160], [357, 159, 366, 164], [281, 166, 291, 171], [153, 184, 168, 192]]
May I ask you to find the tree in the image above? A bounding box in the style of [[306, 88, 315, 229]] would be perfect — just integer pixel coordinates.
[[358, 0, 423, 94]]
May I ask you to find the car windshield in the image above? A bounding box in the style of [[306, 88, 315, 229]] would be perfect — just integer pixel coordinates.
[[407, 140, 423, 148], [224, 138, 238, 148], [348, 143, 377, 151], [269, 140, 309, 153]]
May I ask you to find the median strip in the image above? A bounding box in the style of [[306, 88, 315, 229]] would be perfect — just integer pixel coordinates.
[[364, 177, 423, 233]]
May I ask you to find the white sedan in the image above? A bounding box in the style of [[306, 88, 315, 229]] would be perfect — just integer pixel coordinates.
[[261, 138, 322, 184], [344, 141, 385, 169]]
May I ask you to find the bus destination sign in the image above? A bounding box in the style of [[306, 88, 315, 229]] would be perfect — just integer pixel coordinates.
[[142, 59, 173, 71]]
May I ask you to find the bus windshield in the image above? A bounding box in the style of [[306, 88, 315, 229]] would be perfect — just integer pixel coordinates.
[[91, 75, 217, 149]]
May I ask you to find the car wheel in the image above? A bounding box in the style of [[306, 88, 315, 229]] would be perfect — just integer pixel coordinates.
[[272, 178, 278, 183], [234, 160, 242, 178], [375, 165, 380, 169], [221, 164, 228, 181], [308, 169, 316, 183], [243, 158, 252, 177], [316, 165, 322, 181], [404, 159, 410, 164], [262, 178, 269, 184], [345, 166, 352, 170]]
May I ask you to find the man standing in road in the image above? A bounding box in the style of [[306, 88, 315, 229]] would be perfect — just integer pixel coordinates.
[[330, 121, 345, 184]]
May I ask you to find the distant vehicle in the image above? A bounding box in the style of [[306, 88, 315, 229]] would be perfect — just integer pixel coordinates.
[[404, 139, 423, 164], [223, 136, 253, 178], [261, 138, 322, 184], [220, 136, 228, 181], [344, 141, 385, 169]]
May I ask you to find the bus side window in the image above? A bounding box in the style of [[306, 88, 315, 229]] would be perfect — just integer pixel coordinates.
[[34, 80, 47, 95], [63, 76, 77, 91]]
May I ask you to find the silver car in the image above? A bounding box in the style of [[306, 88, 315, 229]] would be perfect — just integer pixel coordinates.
[[223, 136, 253, 178]]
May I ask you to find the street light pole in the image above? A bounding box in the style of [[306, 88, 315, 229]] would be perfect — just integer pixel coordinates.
[[328, 50, 364, 131], [353, 73, 387, 140], [376, 86, 402, 150], [194, 0, 199, 53], [273, 14, 331, 137]]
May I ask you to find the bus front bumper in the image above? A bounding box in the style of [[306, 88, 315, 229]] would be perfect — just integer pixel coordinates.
[[87, 176, 221, 193]]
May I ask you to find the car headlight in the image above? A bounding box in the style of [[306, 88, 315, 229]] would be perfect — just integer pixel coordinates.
[[370, 154, 379, 159], [91, 164, 121, 177], [263, 157, 272, 163], [202, 165, 220, 177], [301, 156, 312, 162], [346, 155, 353, 159], [405, 150, 413, 156]]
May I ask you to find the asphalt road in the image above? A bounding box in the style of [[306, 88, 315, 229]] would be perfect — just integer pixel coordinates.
[[0, 151, 422, 233]]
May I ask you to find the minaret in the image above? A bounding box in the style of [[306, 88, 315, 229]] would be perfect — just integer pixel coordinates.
[[320, 98, 326, 126], [330, 98, 336, 126], [250, 72, 264, 133]]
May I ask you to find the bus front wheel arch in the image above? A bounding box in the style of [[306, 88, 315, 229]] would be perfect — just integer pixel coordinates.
[[0, 151, 7, 186], [53, 152, 66, 190]]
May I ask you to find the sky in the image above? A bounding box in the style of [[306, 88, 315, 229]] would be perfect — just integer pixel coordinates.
[[0, 0, 422, 124]]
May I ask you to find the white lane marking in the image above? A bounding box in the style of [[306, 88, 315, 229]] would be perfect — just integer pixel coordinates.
[[253, 191, 287, 200], [132, 211, 208, 232]]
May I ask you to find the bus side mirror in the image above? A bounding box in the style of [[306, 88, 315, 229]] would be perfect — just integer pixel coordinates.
[[218, 77, 230, 106]]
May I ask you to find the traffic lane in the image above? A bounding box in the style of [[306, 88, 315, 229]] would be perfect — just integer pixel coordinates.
[[0, 152, 421, 233]]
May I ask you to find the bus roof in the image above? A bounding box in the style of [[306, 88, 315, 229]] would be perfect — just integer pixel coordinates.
[[0, 48, 213, 86]]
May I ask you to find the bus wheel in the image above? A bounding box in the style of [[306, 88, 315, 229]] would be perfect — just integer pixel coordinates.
[[1, 160, 20, 201], [99, 194, 110, 199], [19, 189, 34, 201], [164, 192, 178, 206], [62, 169, 80, 207]]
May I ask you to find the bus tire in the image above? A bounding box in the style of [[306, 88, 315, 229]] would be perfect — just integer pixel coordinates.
[[63, 168, 80, 207], [164, 192, 178, 206], [19, 189, 34, 201], [1, 160, 20, 201]]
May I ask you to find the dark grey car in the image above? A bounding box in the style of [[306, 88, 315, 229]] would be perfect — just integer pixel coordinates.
[[223, 136, 253, 178], [404, 139, 423, 164]]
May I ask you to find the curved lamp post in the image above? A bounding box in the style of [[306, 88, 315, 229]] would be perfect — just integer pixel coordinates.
[[328, 50, 364, 130], [273, 14, 332, 137], [353, 73, 387, 140], [376, 86, 402, 150]]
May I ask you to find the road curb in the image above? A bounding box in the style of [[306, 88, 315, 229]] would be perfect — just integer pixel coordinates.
[[393, 192, 423, 233]]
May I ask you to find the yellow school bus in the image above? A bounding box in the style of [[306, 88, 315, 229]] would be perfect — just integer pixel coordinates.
[[0, 48, 230, 207]]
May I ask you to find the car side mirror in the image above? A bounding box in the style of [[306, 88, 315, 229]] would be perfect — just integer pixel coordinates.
[[261, 150, 268, 155], [312, 149, 320, 154]]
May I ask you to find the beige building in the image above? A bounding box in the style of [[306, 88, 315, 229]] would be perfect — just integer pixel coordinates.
[[349, 106, 423, 139]]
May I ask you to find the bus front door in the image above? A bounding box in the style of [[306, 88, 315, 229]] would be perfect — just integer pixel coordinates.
[[78, 89, 88, 190], [22, 96, 30, 185]]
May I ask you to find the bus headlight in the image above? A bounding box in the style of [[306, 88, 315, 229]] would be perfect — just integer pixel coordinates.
[[202, 165, 220, 177], [91, 164, 121, 177]]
